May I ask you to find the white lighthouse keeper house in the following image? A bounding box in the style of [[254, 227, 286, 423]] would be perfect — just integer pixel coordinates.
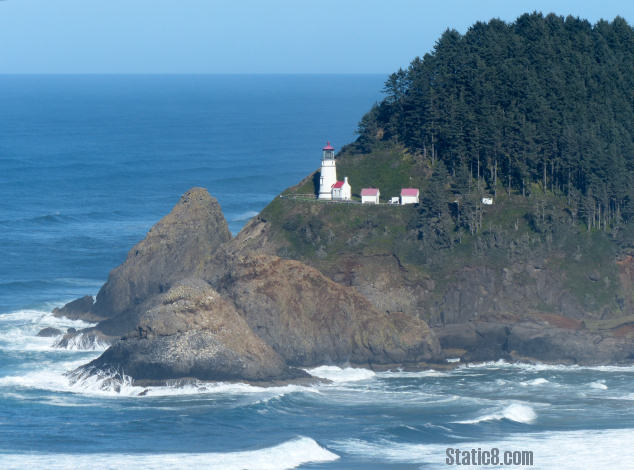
[[318, 142, 338, 200]]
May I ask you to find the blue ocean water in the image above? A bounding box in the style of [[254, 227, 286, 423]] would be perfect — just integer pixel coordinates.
[[1, 75, 633, 470]]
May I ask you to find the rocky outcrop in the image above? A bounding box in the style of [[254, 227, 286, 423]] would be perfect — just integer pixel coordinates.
[[52, 295, 99, 321], [57, 188, 442, 385], [212, 253, 440, 367], [91, 188, 231, 320], [78, 279, 306, 384], [435, 316, 634, 365], [36, 327, 63, 337]]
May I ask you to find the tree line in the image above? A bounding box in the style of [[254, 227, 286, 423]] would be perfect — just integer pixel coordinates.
[[355, 13, 634, 230]]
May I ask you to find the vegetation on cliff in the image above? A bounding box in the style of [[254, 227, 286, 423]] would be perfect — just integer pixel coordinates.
[[353, 12, 634, 227], [255, 13, 634, 333]]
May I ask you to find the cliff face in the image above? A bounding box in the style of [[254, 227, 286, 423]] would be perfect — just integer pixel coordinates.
[[93, 188, 231, 320], [210, 253, 439, 366], [60, 188, 442, 385], [228, 195, 634, 365]]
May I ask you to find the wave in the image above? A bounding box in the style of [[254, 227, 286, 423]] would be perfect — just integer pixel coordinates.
[[455, 403, 537, 424], [458, 359, 634, 373], [589, 380, 608, 390], [53, 332, 110, 352], [306, 365, 376, 382], [0, 212, 76, 227], [0, 359, 321, 401], [0, 308, 97, 352], [331, 429, 634, 468], [377, 369, 450, 379], [0, 436, 338, 470], [520, 377, 550, 386]]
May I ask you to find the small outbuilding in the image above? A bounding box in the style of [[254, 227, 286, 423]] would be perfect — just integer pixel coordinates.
[[332, 176, 351, 201], [361, 188, 380, 204], [400, 188, 420, 205]]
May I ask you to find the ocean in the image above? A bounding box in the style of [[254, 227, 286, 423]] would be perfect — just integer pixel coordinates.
[[1, 74, 633, 469]]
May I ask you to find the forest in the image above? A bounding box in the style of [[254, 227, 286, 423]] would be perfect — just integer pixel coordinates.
[[352, 13, 634, 231]]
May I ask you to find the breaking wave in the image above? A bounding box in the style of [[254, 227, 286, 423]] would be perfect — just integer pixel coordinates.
[[53, 332, 110, 351], [0, 308, 96, 352], [306, 365, 376, 382], [455, 403, 537, 424], [0, 436, 339, 470]]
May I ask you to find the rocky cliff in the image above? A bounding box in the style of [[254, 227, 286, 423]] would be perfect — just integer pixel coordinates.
[[58, 188, 441, 385], [226, 192, 634, 366]]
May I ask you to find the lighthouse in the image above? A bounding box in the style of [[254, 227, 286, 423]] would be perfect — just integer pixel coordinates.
[[318, 141, 337, 200]]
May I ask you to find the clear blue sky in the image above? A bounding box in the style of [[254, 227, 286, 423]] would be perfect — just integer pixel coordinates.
[[1, 0, 632, 74]]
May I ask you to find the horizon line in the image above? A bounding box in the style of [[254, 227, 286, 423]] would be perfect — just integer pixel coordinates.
[[0, 72, 391, 76]]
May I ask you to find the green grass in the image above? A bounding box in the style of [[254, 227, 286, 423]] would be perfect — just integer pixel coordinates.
[[258, 143, 631, 322]]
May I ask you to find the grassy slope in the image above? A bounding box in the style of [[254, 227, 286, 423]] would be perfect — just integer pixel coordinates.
[[260, 145, 632, 329]]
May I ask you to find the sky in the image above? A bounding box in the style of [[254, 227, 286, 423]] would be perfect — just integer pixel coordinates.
[[1, 0, 633, 74]]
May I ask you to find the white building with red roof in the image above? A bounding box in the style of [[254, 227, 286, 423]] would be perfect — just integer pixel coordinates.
[[400, 188, 420, 205], [331, 176, 351, 201], [361, 188, 380, 204]]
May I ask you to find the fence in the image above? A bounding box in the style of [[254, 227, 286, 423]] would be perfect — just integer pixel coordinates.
[[279, 194, 406, 206]]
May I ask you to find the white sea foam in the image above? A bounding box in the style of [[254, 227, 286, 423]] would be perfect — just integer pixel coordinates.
[[589, 380, 608, 390], [0, 436, 338, 470], [53, 332, 110, 351], [520, 377, 550, 386], [456, 403, 537, 424], [68, 367, 321, 398], [0, 308, 96, 352], [0, 357, 320, 401], [332, 428, 634, 468], [459, 359, 634, 373], [306, 365, 376, 382], [378, 369, 450, 379]]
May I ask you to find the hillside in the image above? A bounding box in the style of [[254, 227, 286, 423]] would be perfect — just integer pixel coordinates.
[[233, 13, 634, 361]]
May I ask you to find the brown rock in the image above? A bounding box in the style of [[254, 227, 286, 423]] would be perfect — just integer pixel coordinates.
[[214, 253, 441, 367], [80, 278, 306, 383], [91, 188, 231, 319]]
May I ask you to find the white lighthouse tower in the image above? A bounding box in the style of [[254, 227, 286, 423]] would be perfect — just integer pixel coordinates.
[[318, 141, 337, 200]]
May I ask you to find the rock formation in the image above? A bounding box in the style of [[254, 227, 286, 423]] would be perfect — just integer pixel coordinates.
[[79, 278, 307, 384], [58, 188, 441, 385], [85, 188, 230, 321]]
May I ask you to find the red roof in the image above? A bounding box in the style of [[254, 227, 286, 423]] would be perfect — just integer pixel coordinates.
[[401, 188, 420, 197], [361, 188, 379, 196], [323, 141, 334, 151], [332, 181, 344, 189]]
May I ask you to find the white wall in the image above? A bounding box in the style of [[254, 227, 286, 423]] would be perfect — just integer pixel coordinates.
[[318, 159, 337, 200]]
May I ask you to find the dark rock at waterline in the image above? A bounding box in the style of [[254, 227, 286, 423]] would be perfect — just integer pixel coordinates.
[[434, 317, 634, 365], [52, 295, 99, 322], [37, 327, 62, 337]]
